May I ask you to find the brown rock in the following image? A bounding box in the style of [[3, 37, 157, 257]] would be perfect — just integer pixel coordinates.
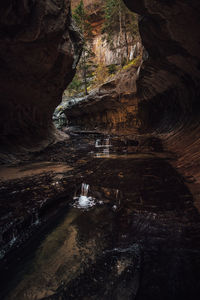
[[123, 0, 200, 204], [123, 0, 200, 131], [65, 65, 140, 133], [0, 0, 82, 152]]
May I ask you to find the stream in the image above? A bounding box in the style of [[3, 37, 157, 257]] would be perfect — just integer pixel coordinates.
[[1, 134, 200, 300]]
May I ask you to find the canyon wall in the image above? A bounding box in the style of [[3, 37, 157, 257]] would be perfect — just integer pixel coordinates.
[[63, 0, 142, 131], [64, 65, 139, 133], [67, 0, 200, 197], [123, 0, 200, 203], [71, 0, 140, 66], [93, 34, 141, 66], [0, 0, 82, 152], [124, 0, 200, 132]]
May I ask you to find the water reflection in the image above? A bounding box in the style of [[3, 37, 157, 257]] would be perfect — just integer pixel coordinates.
[[95, 137, 112, 158], [0, 162, 72, 181], [3, 157, 200, 300], [5, 207, 112, 300]]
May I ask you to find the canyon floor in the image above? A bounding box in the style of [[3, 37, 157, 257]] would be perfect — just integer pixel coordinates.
[[0, 129, 200, 300]]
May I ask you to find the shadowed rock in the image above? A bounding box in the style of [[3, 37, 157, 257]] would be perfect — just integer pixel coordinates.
[[123, 0, 200, 204], [64, 65, 140, 133], [123, 0, 200, 129], [0, 0, 82, 152]]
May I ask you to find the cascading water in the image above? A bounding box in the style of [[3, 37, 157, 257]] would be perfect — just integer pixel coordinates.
[[136, 65, 141, 78], [112, 189, 120, 210], [9, 232, 17, 247], [73, 183, 95, 209], [33, 211, 40, 226], [81, 183, 89, 197], [95, 139, 101, 148], [95, 137, 112, 157]]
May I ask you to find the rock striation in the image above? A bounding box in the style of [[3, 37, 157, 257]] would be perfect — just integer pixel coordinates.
[[64, 65, 140, 133], [71, 0, 140, 66], [124, 0, 200, 132], [0, 0, 82, 152], [66, 0, 200, 204], [123, 0, 200, 204]]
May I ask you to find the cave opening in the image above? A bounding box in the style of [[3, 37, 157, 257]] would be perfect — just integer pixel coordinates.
[[1, 1, 200, 300]]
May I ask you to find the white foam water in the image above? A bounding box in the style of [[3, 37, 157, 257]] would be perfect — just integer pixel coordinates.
[[33, 211, 40, 226], [9, 233, 17, 246], [77, 195, 95, 208], [95, 138, 111, 148], [73, 183, 96, 209], [95, 137, 112, 158]]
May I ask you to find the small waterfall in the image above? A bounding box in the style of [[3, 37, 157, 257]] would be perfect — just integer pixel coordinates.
[[81, 183, 89, 197], [0, 249, 5, 260], [33, 211, 40, 226], [31, 209, 40, 226], [95, 137, 112, 157], [116, 189, 119, 199], [95, 139, 101, 148], [9, 232, 17, 246], [116, 189, 120, 206], [95, 137, 111, 148], [73, 183, 95, 209], [136, 65, 141, 78]]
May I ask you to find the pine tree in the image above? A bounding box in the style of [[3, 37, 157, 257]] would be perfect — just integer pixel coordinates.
[[73, 0, 94, 95], [102, 0, 138, 64]]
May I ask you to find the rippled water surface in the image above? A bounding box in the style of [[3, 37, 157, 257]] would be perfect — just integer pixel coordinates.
[[2, 148, 200, 300]]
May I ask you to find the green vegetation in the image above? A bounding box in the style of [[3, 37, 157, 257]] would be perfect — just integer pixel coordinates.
[[107, 64, 117, 75], [73, 0, 95, 95], [102, 0, 138, 62], [65, 0, 140, 97], [93, 64, 109, 86], [66, 74, 82, 96], [122, 55, 142, 70]]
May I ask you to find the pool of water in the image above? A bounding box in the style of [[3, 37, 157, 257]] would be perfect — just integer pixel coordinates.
[[2, 154, 200, 300]]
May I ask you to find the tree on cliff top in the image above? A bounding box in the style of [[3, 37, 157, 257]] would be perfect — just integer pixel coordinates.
[[73, 0, 94, 95], [102, 0, 138, 63]]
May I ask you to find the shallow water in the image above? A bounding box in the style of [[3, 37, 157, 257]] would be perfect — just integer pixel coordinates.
[[0, 162, 72, 181], [1, 140, 200, 300]]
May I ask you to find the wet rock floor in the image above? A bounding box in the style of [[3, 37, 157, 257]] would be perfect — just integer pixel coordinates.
[[0, 132, 200, 299]]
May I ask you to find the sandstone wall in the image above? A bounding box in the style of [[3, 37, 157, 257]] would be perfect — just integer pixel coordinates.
[[123, 0, 200, 132], [71, 0, 140, 66], [0, 0, 82, 152], [64, 65, 140, 133], [123, 0, 200, 204]]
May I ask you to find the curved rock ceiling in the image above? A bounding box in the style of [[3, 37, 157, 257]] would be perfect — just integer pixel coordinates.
[[0, 0, 82, 151], [124, 0, 200, 131], [123, 0, 200, 192], [0, 0, 200, 187]]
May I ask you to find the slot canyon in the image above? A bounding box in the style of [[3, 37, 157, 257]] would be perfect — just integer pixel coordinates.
[[0, 0, 200, 299]]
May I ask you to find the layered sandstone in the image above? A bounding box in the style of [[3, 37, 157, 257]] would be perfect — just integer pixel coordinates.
[[123, 0, 200, 131], [64, 64, 140, 133], [0, 0, 82, 152], [123, 0, 200, 206], [67, 0, 200, 205]]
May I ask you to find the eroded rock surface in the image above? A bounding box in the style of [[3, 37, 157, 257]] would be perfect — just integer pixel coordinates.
[[1, 1, 200, 298], [123, 0, 200, 207], [64, 65, 140, 133], [65, 0, 200, 208], [124, 0, 200, 131], [0, 0, 82, 152], [72, 0, 140, 66], [1, 141, 200, 300]]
